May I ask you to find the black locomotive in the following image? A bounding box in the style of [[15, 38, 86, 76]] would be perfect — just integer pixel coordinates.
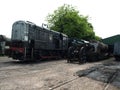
[[9, 20, 68, 61]]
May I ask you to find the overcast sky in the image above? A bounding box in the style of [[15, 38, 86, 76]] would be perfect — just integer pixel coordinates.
[[0, 0, 120, 38]]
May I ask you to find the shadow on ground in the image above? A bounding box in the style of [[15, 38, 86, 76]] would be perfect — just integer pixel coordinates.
[[76, 60, 120, 89], [0, 57, 65, 67]]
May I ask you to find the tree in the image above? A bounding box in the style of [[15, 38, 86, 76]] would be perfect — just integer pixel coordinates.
[[94, 36, 102, 41], [46, 4, 96, 40]]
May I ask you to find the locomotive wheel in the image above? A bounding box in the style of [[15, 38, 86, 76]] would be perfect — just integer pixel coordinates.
[[79, 55, 87, 64], [67, 46, 75, 63], [78, 47, 87, 64], [67, 59, 70, 63], [67, 59, 72, 63]]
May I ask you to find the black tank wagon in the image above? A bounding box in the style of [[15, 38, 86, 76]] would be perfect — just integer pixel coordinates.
[[9, 20, 68, 61]]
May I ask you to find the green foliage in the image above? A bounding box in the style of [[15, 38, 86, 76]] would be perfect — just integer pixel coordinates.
[[94, 36, 102, 41], [46, 4, 97, 40]]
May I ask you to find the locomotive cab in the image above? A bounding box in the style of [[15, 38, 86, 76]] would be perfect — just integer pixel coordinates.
[[12, 21, 28, 41], [10, 21, 29, 60]]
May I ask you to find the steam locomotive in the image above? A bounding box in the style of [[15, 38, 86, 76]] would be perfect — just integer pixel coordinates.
[[9, 20, 68, 61]]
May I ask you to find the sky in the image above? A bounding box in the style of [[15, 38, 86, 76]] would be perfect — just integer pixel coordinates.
[[0, 0, 120, 39]]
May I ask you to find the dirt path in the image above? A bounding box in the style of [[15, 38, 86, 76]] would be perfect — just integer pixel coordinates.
[[0, 57, 119, 90]]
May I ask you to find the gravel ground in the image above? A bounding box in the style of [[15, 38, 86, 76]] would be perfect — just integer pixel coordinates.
[[0, 56, 120, 90]]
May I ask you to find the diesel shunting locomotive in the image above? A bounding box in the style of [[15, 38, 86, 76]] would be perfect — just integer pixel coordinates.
[[9, 20, 68, 61]]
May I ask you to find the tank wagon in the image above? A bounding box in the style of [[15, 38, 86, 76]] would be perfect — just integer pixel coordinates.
[[9, 20, 68, 61]]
